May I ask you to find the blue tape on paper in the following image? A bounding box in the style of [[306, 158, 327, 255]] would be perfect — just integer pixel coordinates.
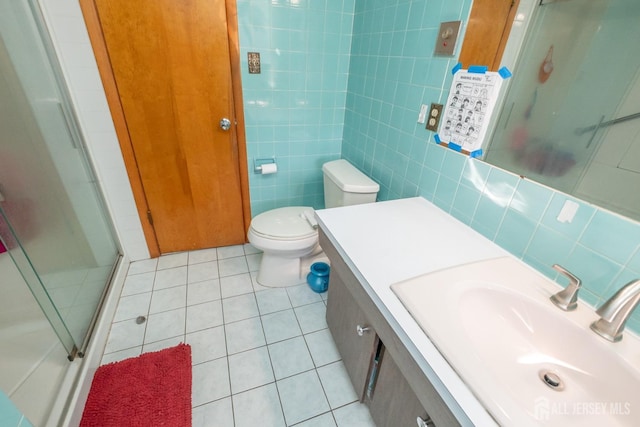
[[448, 142, 462, 152], [470, 149, 483, 158], [451, 62, 463, 75], [468, 65, 488, 74], [498, 66, 513, 79], [434, 134, 442, 144]]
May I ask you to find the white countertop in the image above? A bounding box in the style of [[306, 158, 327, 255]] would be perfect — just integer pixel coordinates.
[[316, 197, 509, 426]]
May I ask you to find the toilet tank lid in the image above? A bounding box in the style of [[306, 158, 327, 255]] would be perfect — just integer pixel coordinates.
[[322, 159, 380, 193]]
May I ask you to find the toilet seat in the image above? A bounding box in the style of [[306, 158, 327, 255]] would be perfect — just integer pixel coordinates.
[[249, 206, 317, 241]]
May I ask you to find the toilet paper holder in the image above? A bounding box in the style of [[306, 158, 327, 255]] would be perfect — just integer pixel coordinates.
[[254, 157, 277, 174]]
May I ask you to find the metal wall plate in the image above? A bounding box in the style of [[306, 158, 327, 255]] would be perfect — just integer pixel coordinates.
[[248, 52, 261, 74], [434, 21, 461, 57]]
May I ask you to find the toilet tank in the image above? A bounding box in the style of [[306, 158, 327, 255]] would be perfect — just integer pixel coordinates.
[[322, 159, 380, 208]]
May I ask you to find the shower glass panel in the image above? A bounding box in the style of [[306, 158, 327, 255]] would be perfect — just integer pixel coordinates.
[[0, 0, 120, 354], [0, 212, 76, 355], [485, 0, 640, 215]]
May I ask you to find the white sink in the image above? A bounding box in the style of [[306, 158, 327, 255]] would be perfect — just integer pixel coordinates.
[[391, 256, 640, 426]]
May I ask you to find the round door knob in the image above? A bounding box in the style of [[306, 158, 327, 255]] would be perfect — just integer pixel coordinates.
[[219, 118, 231, 131], [356, 324, 370, 336]]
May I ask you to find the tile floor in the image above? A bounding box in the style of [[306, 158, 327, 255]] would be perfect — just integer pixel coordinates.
[[101, 244, 377, 427]]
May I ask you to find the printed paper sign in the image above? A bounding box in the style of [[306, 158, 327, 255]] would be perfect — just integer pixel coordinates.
[[438, 69, 507, 156]]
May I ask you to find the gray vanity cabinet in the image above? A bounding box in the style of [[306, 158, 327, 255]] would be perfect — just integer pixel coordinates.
[[325, 260, 377, 400], [320, 229, 460, 427], [368, 350, 433, 427]]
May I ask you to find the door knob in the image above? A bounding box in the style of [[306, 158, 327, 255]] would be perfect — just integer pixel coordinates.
[[356, 324, 370, 336], [219, 118, 231, 131]]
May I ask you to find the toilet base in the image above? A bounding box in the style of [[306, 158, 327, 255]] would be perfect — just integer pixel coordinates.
[[256, 246, 328, 288]]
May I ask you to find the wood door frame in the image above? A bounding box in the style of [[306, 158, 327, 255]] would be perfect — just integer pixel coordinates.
[[459, 0, 521, 71], [80, 0, 252, 258]]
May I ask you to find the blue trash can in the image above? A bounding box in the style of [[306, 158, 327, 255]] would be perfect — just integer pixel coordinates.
[[307, 262, 330, 293]]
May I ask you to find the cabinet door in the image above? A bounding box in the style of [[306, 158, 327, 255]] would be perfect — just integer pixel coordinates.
[[326, 267, 376, 401], [369, 350, 433, 427]]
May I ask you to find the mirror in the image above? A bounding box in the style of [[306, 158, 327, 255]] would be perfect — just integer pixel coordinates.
[[484, 0, 640, 222]]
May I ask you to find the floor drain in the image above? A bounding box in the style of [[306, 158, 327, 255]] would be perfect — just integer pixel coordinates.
[[539, 370, 564, 391], [136, 316, 146, 324]]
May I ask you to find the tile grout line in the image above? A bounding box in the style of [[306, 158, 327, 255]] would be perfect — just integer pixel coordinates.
[[216, 247, 238, 427], [256, 278, 289, 426]]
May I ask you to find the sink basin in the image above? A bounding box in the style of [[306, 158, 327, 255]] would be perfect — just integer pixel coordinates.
[[391, 257, 640, 426]]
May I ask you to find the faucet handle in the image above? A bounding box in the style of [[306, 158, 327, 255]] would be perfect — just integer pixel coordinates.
[[550, 264, 582, 311]]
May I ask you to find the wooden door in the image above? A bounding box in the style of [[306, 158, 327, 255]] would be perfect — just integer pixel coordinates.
[[459, 0, 520, 71], [86, 0, 249, 254]]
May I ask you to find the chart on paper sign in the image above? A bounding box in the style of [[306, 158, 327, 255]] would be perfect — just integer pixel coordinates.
[[440, 70, 504, 153]]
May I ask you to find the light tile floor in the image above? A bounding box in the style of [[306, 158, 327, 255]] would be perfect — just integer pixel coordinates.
[[101, 244, 377, 427]]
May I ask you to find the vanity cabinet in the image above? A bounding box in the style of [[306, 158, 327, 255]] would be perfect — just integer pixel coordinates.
[[320, 229, 459, 427], [368, 347, 434, 427], [325, 260, 377, 399]]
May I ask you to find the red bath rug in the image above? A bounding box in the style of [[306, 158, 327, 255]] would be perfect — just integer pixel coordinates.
[[80, 343, 192, 427]]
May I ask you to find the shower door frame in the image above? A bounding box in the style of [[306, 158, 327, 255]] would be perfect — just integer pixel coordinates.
[[0, 0, 123, 359]]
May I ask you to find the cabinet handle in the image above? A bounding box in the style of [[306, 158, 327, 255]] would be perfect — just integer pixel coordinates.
[[417, 415, 435, 427], [356, 324, 370, 336]]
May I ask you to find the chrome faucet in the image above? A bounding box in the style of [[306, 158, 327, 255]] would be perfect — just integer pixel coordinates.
[[549, 264, 582, 311], [590, 278, 640, 342]]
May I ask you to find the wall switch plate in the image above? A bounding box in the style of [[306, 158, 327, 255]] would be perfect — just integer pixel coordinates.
[[248, 52, 261, 74], [426, 103, 443, 132], [434, 21, 461, 57], [557, 200, 579, 223], [417, 104, 428, 124]]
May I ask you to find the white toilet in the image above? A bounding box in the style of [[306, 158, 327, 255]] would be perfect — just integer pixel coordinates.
[[248, 159, 379, 287]]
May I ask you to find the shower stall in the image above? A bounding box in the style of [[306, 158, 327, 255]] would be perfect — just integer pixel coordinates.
[[0, 0, 121, 425]]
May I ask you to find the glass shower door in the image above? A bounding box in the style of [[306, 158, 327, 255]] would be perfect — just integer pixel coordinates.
[[0, 0, 120, 356]]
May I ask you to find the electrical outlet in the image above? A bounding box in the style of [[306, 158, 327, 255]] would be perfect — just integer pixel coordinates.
[[426, 103, 443, 132]]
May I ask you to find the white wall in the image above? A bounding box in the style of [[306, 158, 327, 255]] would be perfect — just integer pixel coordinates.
[[37, 0, 149, 261]]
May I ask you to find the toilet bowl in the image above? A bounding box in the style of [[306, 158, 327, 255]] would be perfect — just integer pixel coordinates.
[[248, 206, 323, 287], [249, 159, 379, 287]]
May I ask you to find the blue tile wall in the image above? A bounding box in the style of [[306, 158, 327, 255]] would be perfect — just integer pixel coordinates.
[[237, 0, 355, 215], [341, 1, 640, 333], [343, 0, 471, 202], [237, 0, 640, 332]]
